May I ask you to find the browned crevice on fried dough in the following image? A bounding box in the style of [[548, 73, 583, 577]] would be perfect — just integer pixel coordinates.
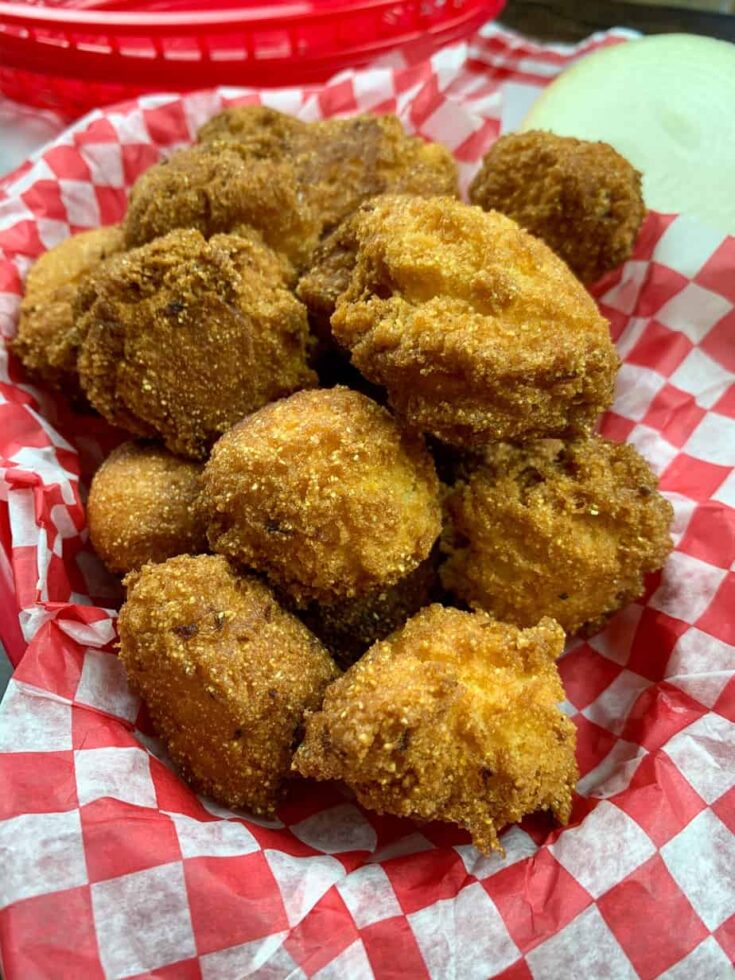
[[297, 551, 441, 668]]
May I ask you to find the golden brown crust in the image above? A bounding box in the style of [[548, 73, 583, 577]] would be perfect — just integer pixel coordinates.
[[76, 229, 315, 459], [201, 387, 442, 605], [440, 436, 674, 634], [331, 195, 619, 448], [293, 606, 578, 854], [200, 107, 459, 240], [119, 554, 339, 815], [198, 104, 307, 156], [469, 131, 646, 283], [298, 553, 440, 668], [123, 141, 320, 269], [11, 225, 124, 390], [87, 441, 207, 575], [292, 113, 459, 236], [126, 111, 457, 273]]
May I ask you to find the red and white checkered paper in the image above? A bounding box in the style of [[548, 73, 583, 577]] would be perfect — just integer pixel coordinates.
[[0, 23, 734, 980]]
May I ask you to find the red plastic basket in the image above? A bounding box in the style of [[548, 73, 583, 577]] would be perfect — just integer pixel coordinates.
[[0, 0, 503, 117]]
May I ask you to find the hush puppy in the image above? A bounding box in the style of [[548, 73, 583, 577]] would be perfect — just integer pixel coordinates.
[[197, 103, 306, 156], [12, 225, 123, 389], [123, 140, 320, 269], [469, 131, 645, 283], [441, 436, 674, 635], [293, 606, 578, 854], [119, 554, 338, 815], [76, 229, 315, 460], [199, 107, 459, 238], [201, 387, 442, 605], [87, 441, 206, 575], [330, 196, 619, 449]]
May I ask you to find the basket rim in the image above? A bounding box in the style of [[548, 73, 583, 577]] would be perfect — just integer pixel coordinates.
[[0, 0, 478, 29]]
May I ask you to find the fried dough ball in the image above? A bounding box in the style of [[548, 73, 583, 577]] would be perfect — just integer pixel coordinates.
[[331, 196, 619, 449], [76, 229, 315, 460], [469, 131, 646, 284], [201, 387, 442, 605], [119, 554, 338, 815], [293, 606, 577, 854], [199, 107, 459, 238], [87, 441, 206, 575], [298, 554, 439, 668], [441, 436, 674, 635], [198, 103, 306, 156], [12, 225, 123, 389], [123, 140, 320, 269]]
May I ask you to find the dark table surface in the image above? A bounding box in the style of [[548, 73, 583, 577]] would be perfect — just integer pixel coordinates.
[[500, 0, 735, 42]]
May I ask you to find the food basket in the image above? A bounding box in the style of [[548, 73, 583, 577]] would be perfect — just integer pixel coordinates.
[[0, 0, 504, 117], [0, 23, 733, 980]]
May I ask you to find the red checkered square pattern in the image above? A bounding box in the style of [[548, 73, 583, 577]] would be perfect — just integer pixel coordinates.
[[0, 23, 733, 979]]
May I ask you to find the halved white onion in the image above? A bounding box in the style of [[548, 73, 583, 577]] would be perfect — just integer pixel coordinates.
[[522, 33, 735, 235]]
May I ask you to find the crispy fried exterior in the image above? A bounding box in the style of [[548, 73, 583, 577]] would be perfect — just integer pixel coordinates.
[[293, 606, 577, 854], [293, 113, 459, 235], [198, 104, 306, 156], [200, 107, 459, 238], [298, 553, 440, 668], [123, 141, 320, 269], [469, 131, 646, 284], [87, 441, 206, 575], [11, 225, 123, 389], [76, 229, 315, 459], [201, 387, 442, 605], [119, 554, 338, 815], [296, 215, 360, 344], [126, 111, 457, 272], [330, 196, 619, 448], [441, 436, 674, 635]]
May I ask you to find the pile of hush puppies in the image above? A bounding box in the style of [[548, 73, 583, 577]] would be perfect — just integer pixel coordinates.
[[12, 108, 673, 854]]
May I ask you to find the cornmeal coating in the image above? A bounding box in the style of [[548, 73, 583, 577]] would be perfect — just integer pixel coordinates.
[[441, 436, 674, 635], [330, 196, 619, 448], [299, 554, 439, 668], [293, 606, 577, 854], [201, 387, 442, 605], [198, 104, 306, 157], [294, 113, 458, 235], [12, 225, 123, 389], [469, 131, 645, 284], [76, 229, 315, 460], [123, 140, 320, 269], [119, 554, 338, 815], [199, 107, 459, 238], [87, 441, 206, 575]]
